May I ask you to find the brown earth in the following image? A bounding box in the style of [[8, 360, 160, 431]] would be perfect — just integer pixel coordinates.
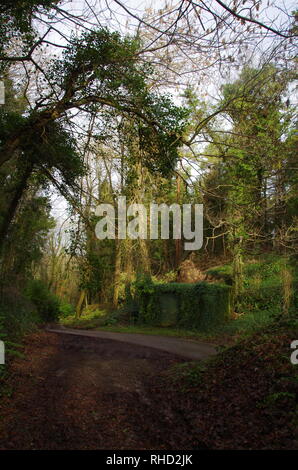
[[0, 324, 296, 450], [0, 331, 205, 450]]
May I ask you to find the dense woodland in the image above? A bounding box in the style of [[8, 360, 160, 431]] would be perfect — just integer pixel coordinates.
[[0, 0, 297, 452], [0, 1, 297, 334]]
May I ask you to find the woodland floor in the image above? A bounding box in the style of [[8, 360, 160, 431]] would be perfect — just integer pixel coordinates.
[[0, 332, 199, 450], [0, 327, 297, 450]]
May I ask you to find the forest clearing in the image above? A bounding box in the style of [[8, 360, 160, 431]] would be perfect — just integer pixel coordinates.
[[0, 0, 297, 453]]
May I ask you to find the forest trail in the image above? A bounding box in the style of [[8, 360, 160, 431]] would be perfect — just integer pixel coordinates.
[[46, 326, 217, 360], [0, 331, 207, 450]]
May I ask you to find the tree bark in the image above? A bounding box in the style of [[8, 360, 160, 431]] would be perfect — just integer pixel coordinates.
[[0, 162, 33, 252], [232, 235, 243, 311], [112, 237, 121, 308], [76, 290, 86, 318]]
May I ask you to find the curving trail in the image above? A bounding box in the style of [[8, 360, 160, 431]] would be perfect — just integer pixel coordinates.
[[0, 331, 210, 450], [46, 326, 217, 360]]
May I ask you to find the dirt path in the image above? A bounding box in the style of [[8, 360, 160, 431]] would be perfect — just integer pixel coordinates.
[[0, 331, 206, 450], [46, 326, 217, 360]]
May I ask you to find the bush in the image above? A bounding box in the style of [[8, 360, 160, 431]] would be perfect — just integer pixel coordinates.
[[58, 301, 75, 318], [0, 285, 40, 340], [206, 265, 233, 284], [206, 256, 297, 317], [24, 280, 60, 322], [99, 310, 123, 326]]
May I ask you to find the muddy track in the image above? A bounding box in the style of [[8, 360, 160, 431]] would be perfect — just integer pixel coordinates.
[[0, 331, 206, 450]]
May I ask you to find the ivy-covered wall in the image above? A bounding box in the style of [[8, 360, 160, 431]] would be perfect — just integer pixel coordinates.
[[134, 279, 231, 331]]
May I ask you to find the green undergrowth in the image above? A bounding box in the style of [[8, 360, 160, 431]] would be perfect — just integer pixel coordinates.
[[61, 255, 297, 345], [207, 254, 297, 315], [0, 279, 74, 383], [60, 307, 279, 344], [61, 312, 213, 340]]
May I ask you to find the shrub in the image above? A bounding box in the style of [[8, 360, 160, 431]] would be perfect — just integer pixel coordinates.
[[0, 285, 40, 340], [58, 301, 75, 318], [206, 265, 233, 284], [206, 256, 297, 317], [100, 310, 123, 326], [24, 280, 60, 322]]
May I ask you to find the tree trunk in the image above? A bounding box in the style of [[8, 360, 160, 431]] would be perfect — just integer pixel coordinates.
[[0, 162, 33, 253], [112, 237, 121, 308], [76, 290, 86, 318], [232, 236, 244, 311], [139, 238, 151, 274], [175, 173, 182, 268]]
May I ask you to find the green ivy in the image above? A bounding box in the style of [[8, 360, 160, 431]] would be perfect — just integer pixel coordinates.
[[133, 280, 231, 331]]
